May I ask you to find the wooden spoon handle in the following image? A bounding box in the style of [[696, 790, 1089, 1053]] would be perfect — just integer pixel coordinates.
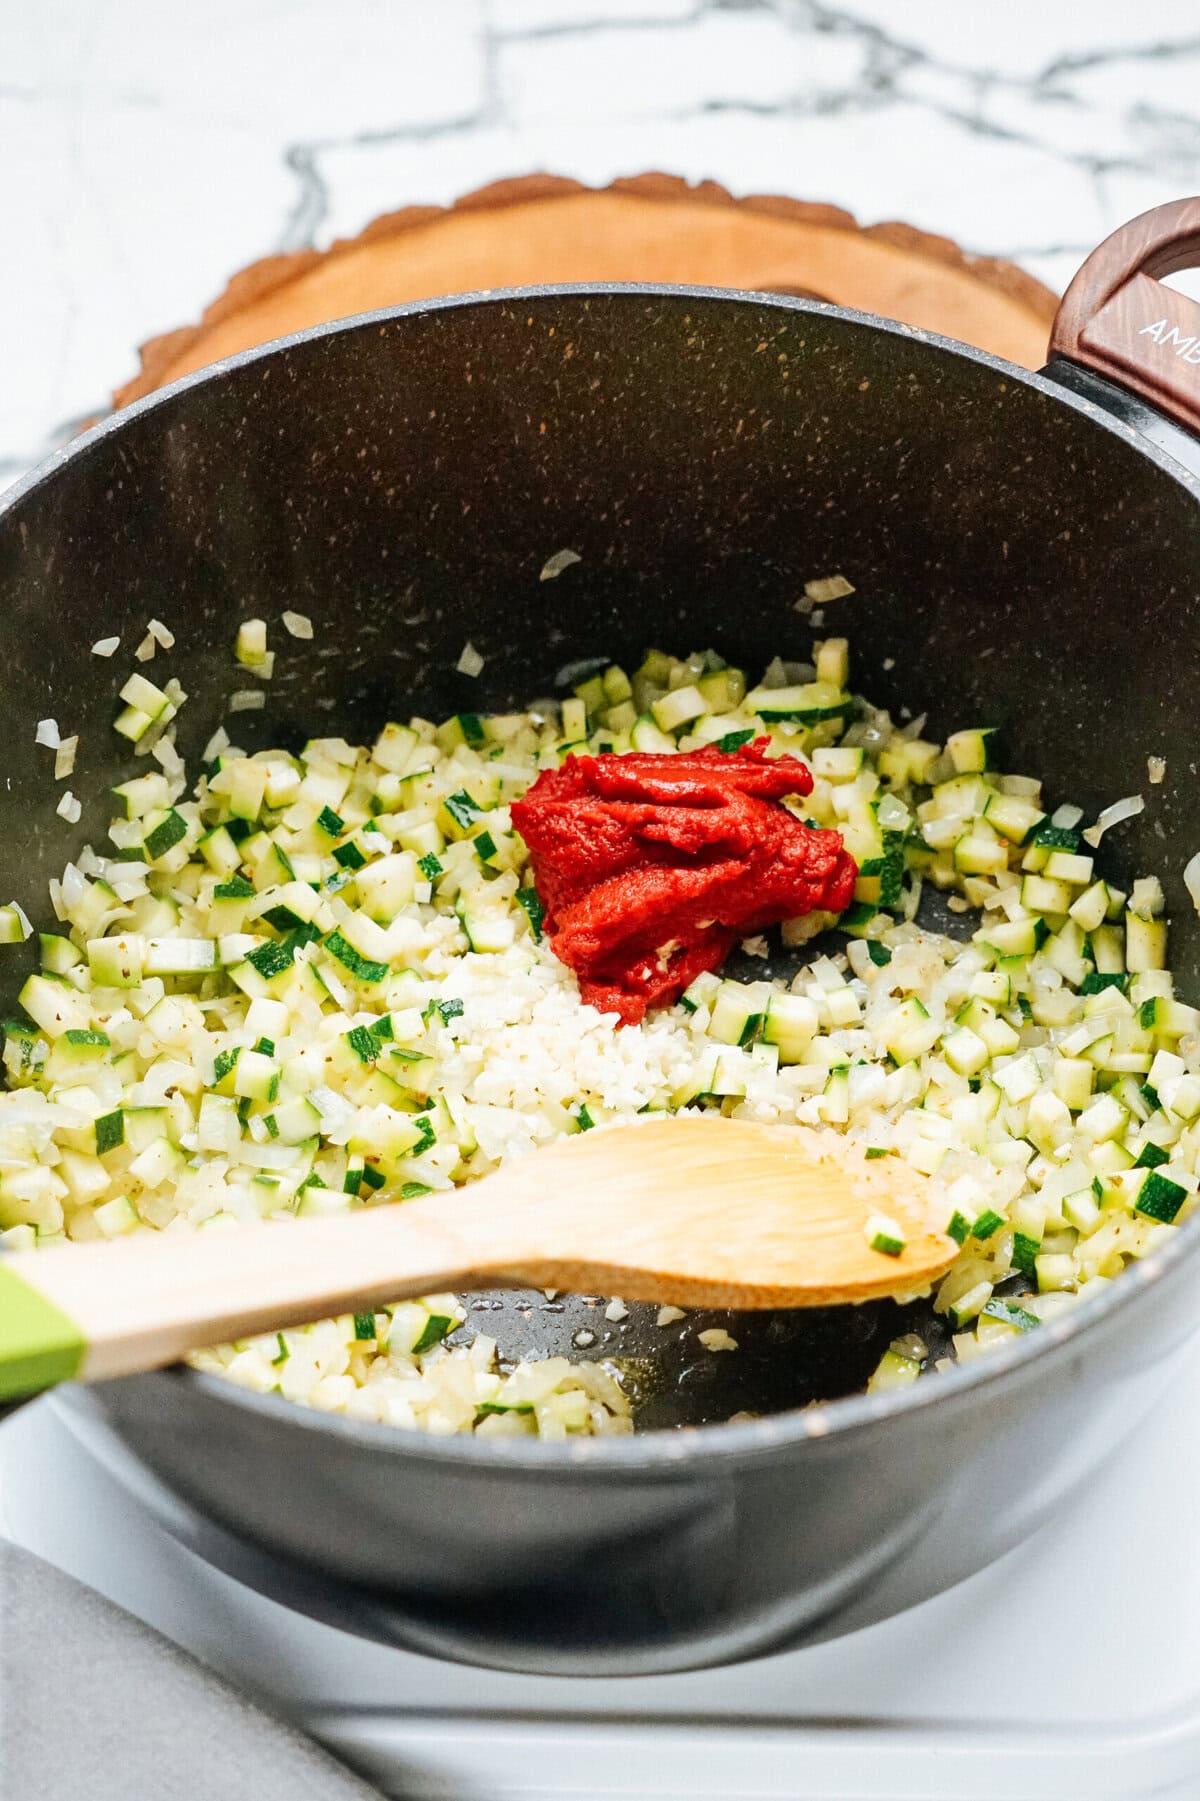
[[0, 1198, 498, 1398]]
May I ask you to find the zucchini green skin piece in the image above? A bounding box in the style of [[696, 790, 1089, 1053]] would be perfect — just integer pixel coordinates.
[[758, 703, 851, 724], [412, 1313, 453, 1354], [1136, 1171, 1187, 1223], [516, 888, 545, 941], [1032, 822, 1081, 851], [0, 1263, 86, 1399]]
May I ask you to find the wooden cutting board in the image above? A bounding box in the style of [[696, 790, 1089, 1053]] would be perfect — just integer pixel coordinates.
[[114, 173, 1057, 407]]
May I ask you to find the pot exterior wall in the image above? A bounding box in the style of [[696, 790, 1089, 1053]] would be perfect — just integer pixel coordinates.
[[5, 290, 1200, 1672]]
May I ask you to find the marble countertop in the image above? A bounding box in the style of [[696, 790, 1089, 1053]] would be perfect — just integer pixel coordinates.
[[5, 0, 1200, 486]]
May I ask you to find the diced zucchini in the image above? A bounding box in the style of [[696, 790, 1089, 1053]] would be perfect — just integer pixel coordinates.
[[1078, 1092, 1127, 1142], [455, 900, 516, 954], [696, 667, 744, 711], [708, 981, 770, 1047], [1043, 849, 1093, 885], [142, 808, 189, 862], [1126, 912, 1168, 973], [953, 825, 1008, 876], [1052, 1058, 1094, 1111], [1069, 879, 1110, 932], [630, 713, 676, 753], [234, 1050, 279, 1102], [144, 937, 217, 977], [1092, 924, 1126, 975], [354, 852, 418, 924], [680, 970, 722, 1014], [46, 1029, 110, 1080], [87, 934, 145, 988], [200, 825, 243, 877], [1021, 874, 1074, 916], [948, 1281, 992, 1326], [882, 998, 938, 1065], [760, 994, 818, 1058], [434, 713, 487, 755], [128, 1138, 186, 1189], [0, 903, 31, 944], [946, 728, 994, 774], [373, 722, 420, 773], [983, 792, 1044, 844], [651, 685, 708, 733], [811, 746, 863, 783], [813, 638, 849, 689], [744, 681, 852, 724], [19, 974, 91, 1039], [94, 1194, 140, 1237], [865, 1212, 906, 1257], [39, 934, 82, 974], [942, 1026, 989, 1078], [867, 1348, 921, 1392], [120, 673, 172, 719], [982, 923, 1041, 962]]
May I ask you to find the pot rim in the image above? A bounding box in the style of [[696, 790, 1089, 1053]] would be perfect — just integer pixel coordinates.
[[7, 281, 1200, 1471]]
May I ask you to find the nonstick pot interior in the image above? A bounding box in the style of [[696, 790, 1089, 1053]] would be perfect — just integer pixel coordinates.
[[4, 288, 1200, 1670], [2, 289, 1199, 1424]]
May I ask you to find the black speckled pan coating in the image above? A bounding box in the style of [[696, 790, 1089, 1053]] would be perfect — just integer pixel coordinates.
[[3, 288, 1200, 1674]]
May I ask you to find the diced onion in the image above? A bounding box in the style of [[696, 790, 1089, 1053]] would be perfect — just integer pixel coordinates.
[[148, 618, 175, 648], [281, 611, 313, 640], [134, 632, 156, 662], [456, 641, 485, 678], [229, 691, 266, 713], [91, 637, 120, 658], [35, 719, 60, 749], [876, 793, 911, 831], [1082, 793, 1144, 848], [1148, 756, 1166, 785], [698, 1328, 739, 1352], [56, 791, 81, 823], [539, 549, 582, 582], [60, 862, 87, 906], [998, 774, 1041, 798], [153, 733, 184, 778], [1185, 851, 1200, 915], [54, 736, 78, 779], [1130, 876, 1165, 919], [803, 574, 855, 605]]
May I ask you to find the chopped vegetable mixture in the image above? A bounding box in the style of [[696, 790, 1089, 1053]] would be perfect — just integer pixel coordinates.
[[0, 635, 1191, 1432]]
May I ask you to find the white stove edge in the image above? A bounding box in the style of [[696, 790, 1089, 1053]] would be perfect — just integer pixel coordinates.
[[3, 1357, 1200, 1801]]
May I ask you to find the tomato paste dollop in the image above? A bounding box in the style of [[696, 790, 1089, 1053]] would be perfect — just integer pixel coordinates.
[[511, 741, 857, 1024]]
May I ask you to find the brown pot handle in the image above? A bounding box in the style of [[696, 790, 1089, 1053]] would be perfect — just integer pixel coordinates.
[[1050, 198, 1200, 436]]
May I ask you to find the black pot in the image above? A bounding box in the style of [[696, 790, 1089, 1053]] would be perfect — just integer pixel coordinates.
[[4, 202, 1200, 1676]]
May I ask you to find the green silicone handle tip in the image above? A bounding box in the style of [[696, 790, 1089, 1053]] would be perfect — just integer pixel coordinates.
[[0, 1263, 85, 1399]]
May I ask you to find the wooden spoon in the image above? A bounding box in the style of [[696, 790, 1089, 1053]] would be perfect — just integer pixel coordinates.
[[0, 1118, 955, 1402]]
